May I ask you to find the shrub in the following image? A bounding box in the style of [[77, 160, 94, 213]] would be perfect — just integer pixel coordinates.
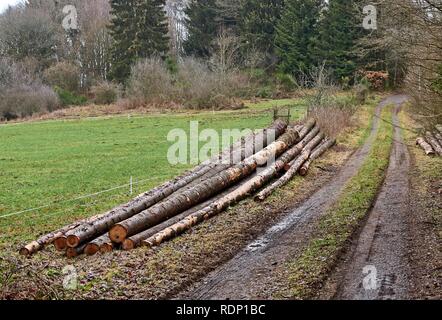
[[127, 57, 174, 103], [355, 83, 369, 104], [276, 73, 297, 92], [54, 86, 87, 107], [91, 81, 121, 105], [0, 58, 60, 120], [0, 85, 59, 120], [44, 62, 80, 92]]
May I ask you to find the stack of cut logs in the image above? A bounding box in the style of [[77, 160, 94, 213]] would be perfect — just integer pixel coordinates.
[[416, 125, 442, 156], [19, 119, 336, 258]]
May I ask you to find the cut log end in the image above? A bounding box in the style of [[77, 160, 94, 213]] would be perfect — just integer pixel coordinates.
[[54, 237, 67, 251], [299, 165, 310, 176], [109, 225, 128, 243], [66, 247, 79, 258], [66, 235, 80, 248], [100, 243, 113, 254], [84, 243, 99, 256], [122, 239, 135, 251], [19, 247, 30, 256]]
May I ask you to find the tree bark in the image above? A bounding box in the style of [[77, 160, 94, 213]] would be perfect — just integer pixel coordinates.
[[84, 234, 113, 256], [256, 132, 325, 201], [299, 138, 336, 176], [425, 132, 442, 155], [416, 137, 435, 155], [66, 244, 86, 258], [283, 126, 320, 171], [434, 132, 442, 146], [140, 136, 313, 248], [19, 219, 90, 256], [65, 120, 288, 248], [110, 128, 300, 243]]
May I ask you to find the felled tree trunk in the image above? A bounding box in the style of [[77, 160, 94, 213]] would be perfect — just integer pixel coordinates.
[[84, 234, 113, 256], [416, 137, 435, 156], [283, 126, 320, 171], [256, 132, 325, 201], [110, 128, 300, 243], [425, 132, 442, 156], [64, 121, 288, 248], [66, 244, 86, 258], [300, 138, 336, 176], [19, 216, 99, 256], [140, 134, 316, 248]]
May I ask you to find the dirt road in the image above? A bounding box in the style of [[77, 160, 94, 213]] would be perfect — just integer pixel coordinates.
[[179, 95, 407, 300], [332, 95, 411, 300]]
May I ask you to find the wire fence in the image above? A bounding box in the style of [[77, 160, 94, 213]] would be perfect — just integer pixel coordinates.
[[0, 175, 172, 219]]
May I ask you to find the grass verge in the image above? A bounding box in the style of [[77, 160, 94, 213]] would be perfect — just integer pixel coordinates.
[[284, 105, 394, 299]]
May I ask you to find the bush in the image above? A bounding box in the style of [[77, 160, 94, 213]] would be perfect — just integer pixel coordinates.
[[127, 57, 249, 109], [127, 57, 174, 103], [54, 86, 87, 107], [0, 85, 59, 120], [276, 73, 297, 92], [91, 81, 121, 105], [0, 58, 60, 120], [44, 62, 80, 92], [355, 83, 369, 104]]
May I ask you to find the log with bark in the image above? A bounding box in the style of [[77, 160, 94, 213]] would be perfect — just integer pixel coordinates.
[[425, 132, 442, 156], [299, 138, 336, 176], [19, 212, 105, 256], [122, 188, 232, 250], [64, 120, 289, 248], [84, 234, 113, 256], [255, 132, 325, 201], [110, 128, 300, 244], [435, 132, 442, 146], [66, 244, 86, 259], [416, 137, 435, 156], [140, 134, 317, 248], [283, 126, 320, 171]]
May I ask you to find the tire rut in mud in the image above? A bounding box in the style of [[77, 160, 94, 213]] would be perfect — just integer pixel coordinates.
[[332, 94, 411, 300]]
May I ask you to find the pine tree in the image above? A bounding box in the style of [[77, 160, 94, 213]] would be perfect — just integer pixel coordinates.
[[109, 0, 137, 83], [316, 0, 365, 82], [109, 0, 169, 83], [133, 0, 169, 58], [183, 0, 220, 57], [275, 0, 323, 80], [240, 0, 284, 60]]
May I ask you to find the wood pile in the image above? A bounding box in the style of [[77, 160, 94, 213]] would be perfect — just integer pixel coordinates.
[[19, 119, 335, 258], [416, 125, 442, 156]]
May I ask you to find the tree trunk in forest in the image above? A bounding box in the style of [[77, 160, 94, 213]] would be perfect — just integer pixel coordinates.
[[110, 128, 300, 243], [299, 138, 336, 176], [416, 137, 435, 155], [425, 132, 442, 155], [65, 120, 288, 248], [256, 132, 325, 201]]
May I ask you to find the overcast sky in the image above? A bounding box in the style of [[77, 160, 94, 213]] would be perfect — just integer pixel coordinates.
[[0, 0, 22, 13]]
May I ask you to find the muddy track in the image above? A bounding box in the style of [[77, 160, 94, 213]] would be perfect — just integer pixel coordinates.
[[177, 95, 405, 300], [332, 95, 411, 300]]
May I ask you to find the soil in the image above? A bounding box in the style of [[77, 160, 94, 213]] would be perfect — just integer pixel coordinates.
[[323, 95, 413, 300]]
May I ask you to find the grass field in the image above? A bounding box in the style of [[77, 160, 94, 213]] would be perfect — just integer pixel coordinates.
[[0, 98, 307, 250]]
